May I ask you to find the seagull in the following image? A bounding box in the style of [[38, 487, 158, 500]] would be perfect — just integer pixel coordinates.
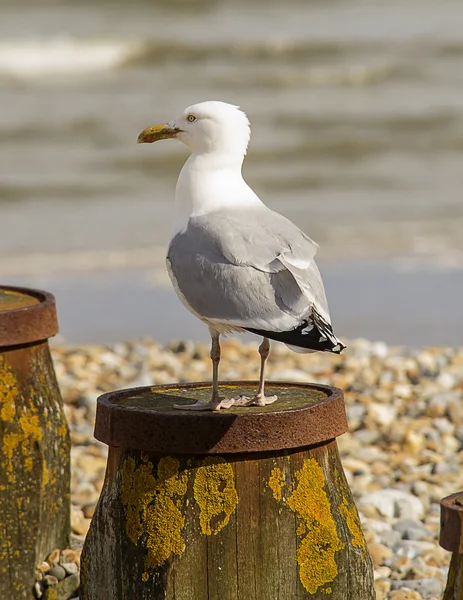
[[138, 101, 345, 411]]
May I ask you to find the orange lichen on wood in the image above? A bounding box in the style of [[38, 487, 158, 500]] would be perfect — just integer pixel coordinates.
[[193, 457, 238, 535], [285, 459, 344, 594], [334, 467, 367, 554], [339, 497, 365, 550], [0, 359, 43, 484], [120, 455, 188, 576], [268, 466, 286, 502], [0, 364, 16, 421]]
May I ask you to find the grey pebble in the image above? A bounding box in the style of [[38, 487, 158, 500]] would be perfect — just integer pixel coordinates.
[[346, 403, 365, 429], [454, 425, 463, 443], [48, 565, 66, 581], [358, 489, 424, 520], [429, 390, 460, 411], [354, 429, 380, 444], [43, 574, 58, 587], [70, 534, 85, 550], [378, 529, 401, 546], [432, 461, 458, 475], [393, 540, 436, 559], [63, 562, 79, 576], [393, 519, 430, 541], [396, 496, 420, 520], [390, 577, 443, 597]]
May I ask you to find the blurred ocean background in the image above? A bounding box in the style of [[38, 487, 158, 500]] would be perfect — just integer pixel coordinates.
[[1, 0, 463, 346]]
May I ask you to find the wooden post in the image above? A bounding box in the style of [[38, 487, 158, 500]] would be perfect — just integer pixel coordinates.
[[81, 381, 374, 599], [440, 491, 463, 599], [0, 286, 70, 599]]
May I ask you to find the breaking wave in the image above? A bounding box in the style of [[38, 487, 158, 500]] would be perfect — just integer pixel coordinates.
[[0, 38, 145, 78]]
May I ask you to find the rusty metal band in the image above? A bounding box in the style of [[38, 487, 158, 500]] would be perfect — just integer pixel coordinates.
[[94, 381, 348, 455], [0, 286, 59, 347]]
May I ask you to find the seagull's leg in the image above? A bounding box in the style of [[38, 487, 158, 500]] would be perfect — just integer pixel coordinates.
[[209, 330, 236, 410], [235, 337, 278, 407], [254, 337, 278, 405], [210, 328, 221, 404], [173, 328, 235, 411]]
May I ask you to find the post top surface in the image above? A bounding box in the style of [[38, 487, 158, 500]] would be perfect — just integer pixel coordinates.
[[0, 285, 58, 347], [118, 383, 327, 414], [0, 289, 40, 311], [95, 381, 347, 454]]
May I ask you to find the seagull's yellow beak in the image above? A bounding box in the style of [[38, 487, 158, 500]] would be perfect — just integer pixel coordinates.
[[137, 123, 180, 144]]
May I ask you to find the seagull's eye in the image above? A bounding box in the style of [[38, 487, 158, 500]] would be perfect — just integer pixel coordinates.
[[187, 115, 196, 123]]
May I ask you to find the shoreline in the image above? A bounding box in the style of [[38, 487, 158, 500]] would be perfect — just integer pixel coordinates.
[[2, 258, 462, 348]]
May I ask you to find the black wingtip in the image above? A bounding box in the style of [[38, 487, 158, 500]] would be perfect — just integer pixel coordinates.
[[330, 340, 347, 354], [245, 324, 345, 354], [245, 308, 346, 354]]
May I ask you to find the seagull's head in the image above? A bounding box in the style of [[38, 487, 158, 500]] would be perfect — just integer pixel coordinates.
[[138, 101, 251, 158]]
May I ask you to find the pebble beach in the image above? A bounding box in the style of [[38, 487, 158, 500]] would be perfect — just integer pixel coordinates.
[[48, 336, 463, 600]]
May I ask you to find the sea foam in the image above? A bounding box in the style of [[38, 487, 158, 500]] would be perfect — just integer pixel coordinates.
[[0, 37, 144, 78]]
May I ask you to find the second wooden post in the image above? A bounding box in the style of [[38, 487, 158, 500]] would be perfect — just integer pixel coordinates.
[[0, 286, 70, 599]]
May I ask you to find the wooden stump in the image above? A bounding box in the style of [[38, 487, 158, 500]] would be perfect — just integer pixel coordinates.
[[81, 382, 375, 600], [440, 491, 463, 599], [0, 286, 70, 600]]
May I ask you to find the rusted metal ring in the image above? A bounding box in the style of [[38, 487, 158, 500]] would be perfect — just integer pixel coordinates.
[[439, 491, 463, 553], [0, 285, 59, 347], [94, 381, 348, 455]]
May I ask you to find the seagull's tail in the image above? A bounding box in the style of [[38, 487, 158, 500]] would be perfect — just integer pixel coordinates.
[[245, 308, 346, 354], [285, 339, 346, 354], [286, 344, 318, 354]]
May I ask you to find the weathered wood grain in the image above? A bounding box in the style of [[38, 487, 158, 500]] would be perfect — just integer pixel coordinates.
[[443, 552, 463, 599], [81, 442, 375, 599], [235, 457, 260, 600], [170, 459, 208, 600]]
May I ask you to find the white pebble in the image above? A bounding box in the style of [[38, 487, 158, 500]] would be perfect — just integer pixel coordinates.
[[358, 489, 424, 520]]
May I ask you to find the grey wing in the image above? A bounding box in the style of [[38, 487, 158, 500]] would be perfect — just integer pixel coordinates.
[[166, 208, 330, 332], [211, 208, 319, 273], [197, 209, 331, 321]]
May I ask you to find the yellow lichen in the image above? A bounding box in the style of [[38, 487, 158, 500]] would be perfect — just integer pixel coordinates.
[[193, 457, 238, 535], [121, 455, 188, 575], [268, 467, 286, 501], [0, 360, 44, 483], [0, 362, 18, 422], [286, 458, 344, 594], [339, 497, 365, 550], [19, 412, 42, 441], [2, 432, 22, 461], [334, 467, 367, 554]]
